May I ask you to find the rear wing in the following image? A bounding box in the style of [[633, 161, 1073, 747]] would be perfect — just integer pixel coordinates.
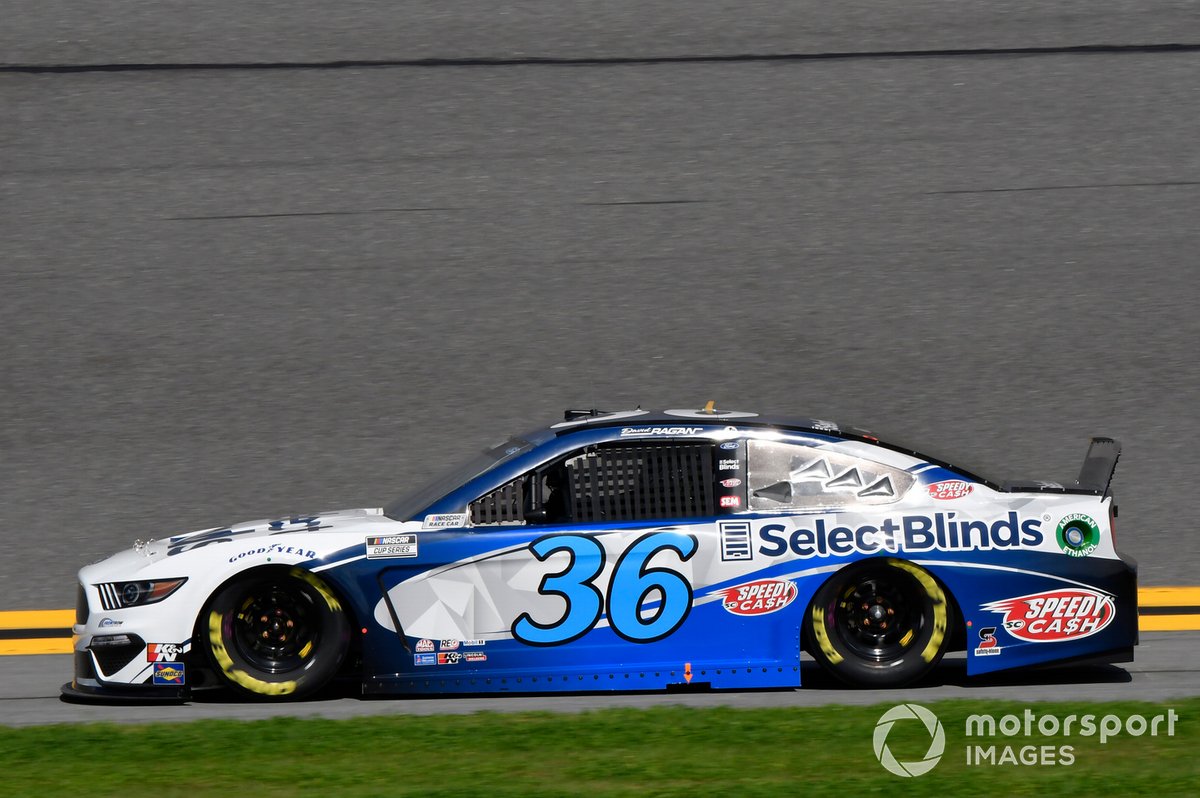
[[1002, 437, 1121, 498], [1076, 437, 1121, 498]]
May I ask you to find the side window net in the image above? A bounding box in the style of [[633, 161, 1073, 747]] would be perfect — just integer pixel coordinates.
[[565, 443, 715, 522], [469, 477, 526, 525]]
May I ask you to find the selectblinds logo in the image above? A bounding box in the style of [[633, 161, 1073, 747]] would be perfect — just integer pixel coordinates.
[[873, 704, 946, 777]]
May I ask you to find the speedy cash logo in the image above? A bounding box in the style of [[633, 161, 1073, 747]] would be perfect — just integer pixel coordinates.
[[720, 579, 798, 616], [927, 480, 973, 500], [982, 588, 1116, 642], [756, 512, 1043, 559]]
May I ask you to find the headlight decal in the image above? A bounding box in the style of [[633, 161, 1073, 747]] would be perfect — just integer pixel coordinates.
[[95, 578, 188, 611]]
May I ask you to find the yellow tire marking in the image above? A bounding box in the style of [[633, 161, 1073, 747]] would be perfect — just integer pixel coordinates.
[[887, 559, 948, 663], [208, 612, 297, 696], [290, 567, 343, 611], [809, 602, 843, 665]]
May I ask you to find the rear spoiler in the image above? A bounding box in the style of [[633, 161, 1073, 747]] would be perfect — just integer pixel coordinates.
[[1002, 437, 1121, 498], [1076, 437, 1121, 498]]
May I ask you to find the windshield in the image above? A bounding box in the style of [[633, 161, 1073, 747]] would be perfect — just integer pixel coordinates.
[[383, 437, 533, 521]]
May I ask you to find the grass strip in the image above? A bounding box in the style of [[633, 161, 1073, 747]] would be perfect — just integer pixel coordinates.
[[1, 697, 1196, 797]]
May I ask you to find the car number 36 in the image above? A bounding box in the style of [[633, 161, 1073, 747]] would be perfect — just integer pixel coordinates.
[[511, 531, 699, 646]]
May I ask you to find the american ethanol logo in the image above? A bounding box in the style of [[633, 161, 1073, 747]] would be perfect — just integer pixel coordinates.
[[874, 705, 1180, 776], [873, 704, 945, 777]]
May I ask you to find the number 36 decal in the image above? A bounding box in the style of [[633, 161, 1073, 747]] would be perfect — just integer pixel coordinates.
[[512, 531, 698, 646]]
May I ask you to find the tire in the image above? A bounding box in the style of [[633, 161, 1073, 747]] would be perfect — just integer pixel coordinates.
[[806, 558, 951, 688], [202, 567, 350, 700]]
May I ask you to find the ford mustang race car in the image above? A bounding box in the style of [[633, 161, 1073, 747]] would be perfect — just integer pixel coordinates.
[[63, 407, 1137, 702]]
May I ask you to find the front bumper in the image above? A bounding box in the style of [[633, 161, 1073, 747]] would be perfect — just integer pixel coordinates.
[[69, 580, 213, 702], [61, 678, 188, 704]]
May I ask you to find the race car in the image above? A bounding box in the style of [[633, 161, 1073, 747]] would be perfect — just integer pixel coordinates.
[[63, 406, 1137, 702]]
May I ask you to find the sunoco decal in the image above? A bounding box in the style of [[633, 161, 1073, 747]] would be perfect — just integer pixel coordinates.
[[981, 588, 1115, 642], [927, 480, 972, 500], [719, 579, 798, 616], [152, 663, 185, 685]]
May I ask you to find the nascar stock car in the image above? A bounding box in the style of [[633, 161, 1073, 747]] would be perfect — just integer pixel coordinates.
[[63, 406, 1136, 702]]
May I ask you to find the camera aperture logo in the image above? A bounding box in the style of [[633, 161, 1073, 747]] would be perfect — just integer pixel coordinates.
[[874, 705, 1180, 775], [873, 704, 945, 777]]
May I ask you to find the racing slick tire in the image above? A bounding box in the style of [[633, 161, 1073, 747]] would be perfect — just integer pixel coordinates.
[[202, 567, 350, 700], [806, 558, 951, 688]]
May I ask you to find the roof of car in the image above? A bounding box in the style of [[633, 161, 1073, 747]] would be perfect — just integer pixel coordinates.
[[551, 407, 874, 437], [548, 407, 998, 487]]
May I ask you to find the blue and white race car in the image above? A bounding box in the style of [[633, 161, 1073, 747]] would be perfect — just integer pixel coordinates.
[[64, 407, 1137, 701]]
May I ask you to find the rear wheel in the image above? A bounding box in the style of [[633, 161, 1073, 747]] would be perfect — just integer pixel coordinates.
[[203, 567, 349, 700], [806, 559, 951, 687]]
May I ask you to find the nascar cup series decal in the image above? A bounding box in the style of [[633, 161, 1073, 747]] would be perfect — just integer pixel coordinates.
[[365, 534, 418, 559], [981, 588, 1115, 642]]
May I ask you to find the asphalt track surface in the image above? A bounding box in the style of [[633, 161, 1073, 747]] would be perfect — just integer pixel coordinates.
[[0, 633, 1195, 727], [2, 3, 1199, 718]]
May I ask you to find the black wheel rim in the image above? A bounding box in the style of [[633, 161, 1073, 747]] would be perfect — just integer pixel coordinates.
[[832, 568, 923, 661], [229, 580, 320, 674]]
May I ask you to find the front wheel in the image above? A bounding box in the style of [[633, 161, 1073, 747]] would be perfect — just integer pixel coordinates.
[[202, 567, 350, 700], [806, 559, 951, 687]]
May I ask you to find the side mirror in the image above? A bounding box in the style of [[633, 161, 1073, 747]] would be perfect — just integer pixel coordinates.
[[524, 508, 550, 525]]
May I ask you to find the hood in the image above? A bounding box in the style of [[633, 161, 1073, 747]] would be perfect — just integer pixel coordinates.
[[82, 508, 392, 580], [159, 507, 386, 556]]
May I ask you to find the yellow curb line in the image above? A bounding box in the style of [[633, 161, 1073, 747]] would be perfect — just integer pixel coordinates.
[[1139, 615, 1200, 632], [0, 639, 73, 656], [1138, 586, 1200, 607], [0, 610, 74, 629]]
